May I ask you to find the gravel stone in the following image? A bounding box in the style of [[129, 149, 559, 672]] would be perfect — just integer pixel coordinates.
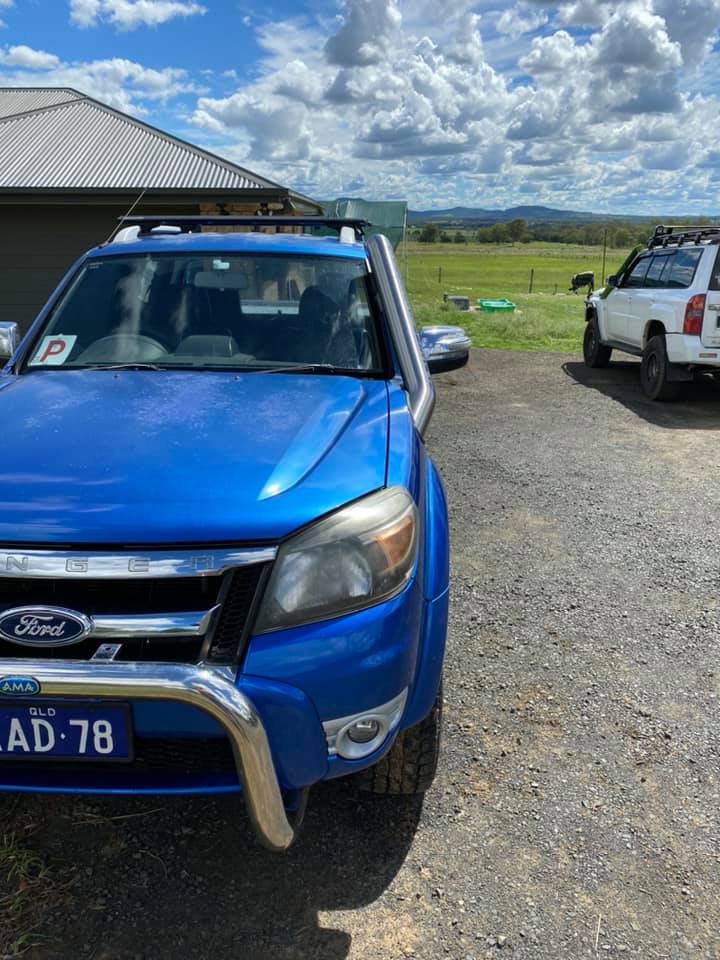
[[4, 349, 720, 959]]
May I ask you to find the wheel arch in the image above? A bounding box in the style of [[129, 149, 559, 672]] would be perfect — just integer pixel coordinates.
[[585, 300, 609, 342], [643, 319, 667, 349]]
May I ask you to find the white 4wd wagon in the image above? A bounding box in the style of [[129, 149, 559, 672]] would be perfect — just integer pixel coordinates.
[[583, 225, 720, 400]]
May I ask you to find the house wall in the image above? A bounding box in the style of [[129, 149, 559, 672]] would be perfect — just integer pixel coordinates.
[[0, 202, 198, 335]]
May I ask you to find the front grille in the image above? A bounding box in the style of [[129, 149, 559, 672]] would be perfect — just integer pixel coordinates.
[[134, 737, 236, 773], [207, 565, 266, 663], [0, 634, 207, 663], [0, 576, 221, 614], [0, 563, 267, 666], [0, 737, 237, 780]]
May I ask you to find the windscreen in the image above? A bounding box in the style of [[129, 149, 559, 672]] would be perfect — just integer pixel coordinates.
[[25, 253, 382, 372]]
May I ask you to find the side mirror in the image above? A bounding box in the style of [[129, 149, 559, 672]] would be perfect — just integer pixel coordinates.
[[606, 275, 617, 288], [0, 322, 19, 361], [420, 325, 471, 375]]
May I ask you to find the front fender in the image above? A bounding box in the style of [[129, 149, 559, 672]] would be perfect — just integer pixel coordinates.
[[423, 457, 449, 602], [586, 295, 608, 338], [402, 456, 450, 729]]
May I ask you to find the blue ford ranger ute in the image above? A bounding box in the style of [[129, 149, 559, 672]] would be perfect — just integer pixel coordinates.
[[0, 216, 469, 850]]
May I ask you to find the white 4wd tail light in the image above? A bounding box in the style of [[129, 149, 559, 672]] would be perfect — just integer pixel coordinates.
[[684, 294, 706, 335]]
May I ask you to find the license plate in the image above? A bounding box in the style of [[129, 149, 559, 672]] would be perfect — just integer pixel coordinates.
[[0, 701, 132, 761]]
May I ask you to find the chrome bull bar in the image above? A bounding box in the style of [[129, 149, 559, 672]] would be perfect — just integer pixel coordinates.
[[1, 659, 296, 851]]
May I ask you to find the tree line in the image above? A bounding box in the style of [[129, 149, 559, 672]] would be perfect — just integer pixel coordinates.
[[412, 218, 697, 248]]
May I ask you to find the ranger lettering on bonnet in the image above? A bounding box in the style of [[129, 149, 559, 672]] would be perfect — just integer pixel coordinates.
[[0, 550, 256, 578], [0, 215, 469, 850]]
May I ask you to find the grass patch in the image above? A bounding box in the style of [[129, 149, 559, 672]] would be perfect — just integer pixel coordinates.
[[414, 294, 586, 353], [403, 240, 633, 352], [0, 804, 53, 958]]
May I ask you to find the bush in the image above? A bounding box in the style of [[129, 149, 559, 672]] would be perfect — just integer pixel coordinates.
[[418, 223, 438, 243]]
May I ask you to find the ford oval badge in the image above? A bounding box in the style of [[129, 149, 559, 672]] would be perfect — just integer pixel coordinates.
[[0, 676, 40, 696], [0, 607, 92, 647]]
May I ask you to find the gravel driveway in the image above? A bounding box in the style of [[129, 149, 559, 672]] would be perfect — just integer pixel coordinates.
[[3, 350, 720, 960]]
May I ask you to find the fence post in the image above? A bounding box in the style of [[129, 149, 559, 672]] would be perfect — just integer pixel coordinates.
[[528, 268, 534, 294], [438, 266, 442, 284]]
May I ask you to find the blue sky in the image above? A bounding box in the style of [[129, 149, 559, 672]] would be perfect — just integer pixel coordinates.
[[0, 0, 718, 214]]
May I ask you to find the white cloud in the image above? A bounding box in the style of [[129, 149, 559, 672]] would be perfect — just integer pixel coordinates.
[[639, 141, 689, 170], [69, 0, 100, 26], [496, 5, 549, 37], [519, 5, 684, 122], [0, 46, 196, 112], [445, 12, 485, 65], [554, 0, 614, 25], [0, 45, 60, 69], [194, 1, 512, 179], [179, 0, 720, 213], [590, 5, 681, 72], [0, 0, 13, 28], [654, 0, 720, 61], [324, 0, 402, 66], [519, 29, 584, 73], [69, 0, 206, 30]]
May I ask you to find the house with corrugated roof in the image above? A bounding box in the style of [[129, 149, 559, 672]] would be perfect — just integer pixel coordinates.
[[0, 87, 320, 331]]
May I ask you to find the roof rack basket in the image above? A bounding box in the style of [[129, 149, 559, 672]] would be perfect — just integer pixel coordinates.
[[649, 224, 720, 249]]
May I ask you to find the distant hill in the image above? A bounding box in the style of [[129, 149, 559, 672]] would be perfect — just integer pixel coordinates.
[[408, 205, 647, 225]]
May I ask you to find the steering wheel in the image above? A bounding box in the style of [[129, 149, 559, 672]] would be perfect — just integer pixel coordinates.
[[77, 334, 168, 364]]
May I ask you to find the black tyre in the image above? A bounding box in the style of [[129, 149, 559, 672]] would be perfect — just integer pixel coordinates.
[[640, 335, 681, 401], [583, 319, 612, 368], [354, 689, 442, 795]]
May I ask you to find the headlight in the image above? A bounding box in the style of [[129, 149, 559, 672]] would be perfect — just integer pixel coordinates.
[[254, 486, 418, 633]]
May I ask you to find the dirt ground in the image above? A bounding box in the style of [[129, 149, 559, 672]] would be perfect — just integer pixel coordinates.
[[2, 350, 720, 959]]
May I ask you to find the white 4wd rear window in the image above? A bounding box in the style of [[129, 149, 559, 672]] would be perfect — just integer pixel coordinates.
[[665, 249, 703, 288]]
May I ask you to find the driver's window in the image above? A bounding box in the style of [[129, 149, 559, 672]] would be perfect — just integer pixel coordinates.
[[621, 256, 651, 289]]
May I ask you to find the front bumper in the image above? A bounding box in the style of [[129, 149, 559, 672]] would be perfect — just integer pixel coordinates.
[[0, 659, 295, 852], [0, 576, 449, 846]]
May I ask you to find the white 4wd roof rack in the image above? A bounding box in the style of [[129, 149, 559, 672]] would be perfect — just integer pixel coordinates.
[[649, 224, 720, 249]]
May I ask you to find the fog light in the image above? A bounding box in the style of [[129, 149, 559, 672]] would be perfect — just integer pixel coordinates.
[[347, 718, 381, 743], [322, 689, 408, 760]]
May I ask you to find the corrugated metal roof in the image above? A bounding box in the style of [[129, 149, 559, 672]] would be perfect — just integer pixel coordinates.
[[0, 87, 283, 192], [0, 87, 82, 119]]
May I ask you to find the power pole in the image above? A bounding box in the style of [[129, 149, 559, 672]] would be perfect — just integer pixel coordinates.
[[601, 225, 608, 284]]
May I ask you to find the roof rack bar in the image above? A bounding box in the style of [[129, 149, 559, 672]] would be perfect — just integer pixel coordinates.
[[653, 224, 720, 237], [649, 223, 720, 249], [116, 215, 370, 239]]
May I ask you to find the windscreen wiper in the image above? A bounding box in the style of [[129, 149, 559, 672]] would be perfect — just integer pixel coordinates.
[[245, 363, 350, 375], [84, 362, 164, 371]]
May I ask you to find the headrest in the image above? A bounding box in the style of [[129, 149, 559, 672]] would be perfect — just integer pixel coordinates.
[[175, 335, 239, 357]]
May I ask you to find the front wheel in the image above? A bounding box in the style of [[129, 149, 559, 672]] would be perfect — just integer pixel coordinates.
[[583, 319, 612, 368], [640, 335, 681, 401], [354, 688, 443, 795]]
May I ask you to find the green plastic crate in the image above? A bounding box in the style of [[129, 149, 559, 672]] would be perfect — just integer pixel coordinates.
[[477, 298, 516, 312]]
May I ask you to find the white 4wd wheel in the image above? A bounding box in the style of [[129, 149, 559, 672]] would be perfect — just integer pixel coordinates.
[[583, 319, 612, 368], [640, 335, 681, 401]]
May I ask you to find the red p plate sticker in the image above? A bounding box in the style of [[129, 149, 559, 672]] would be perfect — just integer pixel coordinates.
[[32, 335, 77, 366]]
